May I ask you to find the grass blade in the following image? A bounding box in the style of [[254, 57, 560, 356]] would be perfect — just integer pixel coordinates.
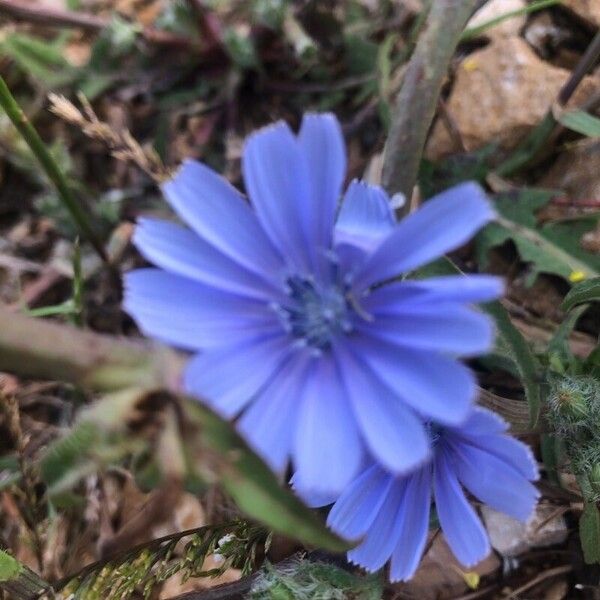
[[0, 75, 107, 261]]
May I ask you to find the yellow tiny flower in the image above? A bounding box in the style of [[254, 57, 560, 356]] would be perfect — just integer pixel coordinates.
[[462, 57, 479, 72], [569, 270, 586, 283], [451, 565, 480, 589]]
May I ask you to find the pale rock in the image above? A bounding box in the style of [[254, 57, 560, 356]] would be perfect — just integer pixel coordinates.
[[481, 504, 568, 557], [562, 0, 600, 28], [426, 37, 599, 159], [467, 0, 527, 40]]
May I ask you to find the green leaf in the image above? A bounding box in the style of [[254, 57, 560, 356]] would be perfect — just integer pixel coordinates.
[[561, 278, 600, 311], [0, 549, 50, 598], [547, 304, 587, 374], [461, 0, 560, 41], [223, 28, 259, 69], [0, 550, 21, 582], [580, 502, 600, 564], [557, 109, 600, 138], [477, 189, 600, 286], [483, 301, 542, 427], [0, 32, 77, 87], [185, 401, 353, 553], [418, 144, 496, 199], [586, 345, 600, 377], [540, 434, 561, 486], [41, 389, 146, 495]]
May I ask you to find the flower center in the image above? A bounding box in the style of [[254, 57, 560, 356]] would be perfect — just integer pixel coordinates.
[[277, 276, 352, 349], [425, 422, 443, 446]]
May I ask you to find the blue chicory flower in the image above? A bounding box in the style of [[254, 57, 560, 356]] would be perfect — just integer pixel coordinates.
[[301, 407, 539, 582], [124, 113, 502, 495]]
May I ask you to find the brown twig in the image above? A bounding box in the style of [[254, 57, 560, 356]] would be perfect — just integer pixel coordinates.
[[0, 305, 184, 391], [558, 29, 600, 107], [381, 0, 478, 211], [503, 564, 572, 599], [0, 0, 194, 48]]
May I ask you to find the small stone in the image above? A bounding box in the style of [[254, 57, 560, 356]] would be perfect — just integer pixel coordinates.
[[562, 0, 600, 28], [467, 0, 527, 40], [426, 37, 599, 159], [481, 504, 568, 557]]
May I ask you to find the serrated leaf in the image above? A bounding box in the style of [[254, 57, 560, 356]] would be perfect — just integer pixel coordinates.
[[40, 389, 146, 495], [477, 189, 600, 286], [483, 301, 542, 427], [561, 278, 600, 311], [580, 502, 600, 564], [557, 109, 600, 138], [185, 401, 353, 553]]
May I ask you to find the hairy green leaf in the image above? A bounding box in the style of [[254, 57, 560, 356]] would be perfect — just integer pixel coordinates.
[[483, 301, 542, 427], [477, 189, 600, 285], [580, 502, 600, 564], [561, 278, 600, 311]]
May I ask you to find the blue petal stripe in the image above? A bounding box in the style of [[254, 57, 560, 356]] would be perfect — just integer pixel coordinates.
[[452, 442, 539, 522], [242, 122, 312, 271], [184, 333, 292, 418], [353, 182, 495, 290], [434, 449, 491, 567], [327, 464, 394, 539], [298, 114, 346, 253], [134, 218, 280, 299], [237, 353, 313, 474], [357, 303, 495, 356], [347, 477, 408, 572], [293, 356, 364, 495], [123, 268, 275, 351], [162, 159, 284, 279], [455, 429, 539, 481], [355, 333, 475, 425], [335, 343, 430, 474], [335, 180, 395, 253], [389, 466, 432, 582], [363, 275, 504, 311], [454, 407, 508, 436]]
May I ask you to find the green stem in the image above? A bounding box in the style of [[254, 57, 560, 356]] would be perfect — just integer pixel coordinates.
[[0, 305, 183, 391], [381, 0, 477, 211], [0, 76, 107, 261]]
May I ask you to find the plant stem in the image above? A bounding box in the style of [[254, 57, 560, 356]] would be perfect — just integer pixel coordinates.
[[0, 306, 531, 430], [0, 306, 183, 391], [381, 0, 478, 211], [0, 0, 193, 48], [0, 76, 108, 262]]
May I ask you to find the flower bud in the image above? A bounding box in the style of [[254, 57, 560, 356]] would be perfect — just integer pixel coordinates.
[[548, 376, 600, 433]]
